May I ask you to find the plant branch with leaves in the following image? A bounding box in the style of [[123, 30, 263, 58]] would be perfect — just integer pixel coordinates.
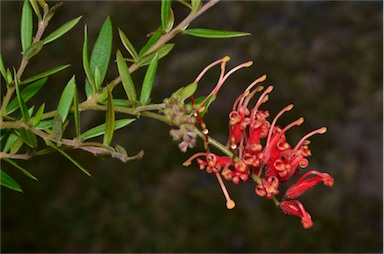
[[0, 0, 334, 229]]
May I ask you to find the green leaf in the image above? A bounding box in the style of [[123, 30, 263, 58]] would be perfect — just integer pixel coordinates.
[[21, 0, 33, 53], [3, 158, 38, 181], [175, 82, 197, 101], [161, 0, 172, 31], [116, 50, 136, 101], [32, 103, 45, 126], [35, 118, 53, 129], [118, 28, 138, 61], [136, 44, 173, 67], [10, 136, 24, 154], [183, 28, 250, 39], [21, 65, 69, 85], [80, 119, 135, 141], [7, 78, 47, 114], [19, 128, 38, 148], [140, 54, 158, 104], [47, 141, 91, 176], [103, 87, 115, 145], [14, 70, 30, 122], [111, 99, 134, 108], [0, 170, 22, 192], [94, 65, 102, 89], [0, 54, 8, 83], [73, 84, 81, 138], [29, 0, 42, 21], [83, 25, 96, 97], [89, 17, 113, 89], [57, 76, 75, 122], [3, 132, 19, 153], [43, 16, 82, 44], [138, 32, 161, 57], [52, 114, 63, 141], [191, 0, 201, 12], [23, 41, 44, 60], [164, 9, 174, 33]]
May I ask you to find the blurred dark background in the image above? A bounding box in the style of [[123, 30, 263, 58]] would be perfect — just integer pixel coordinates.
[[1, 1, 382, 252]]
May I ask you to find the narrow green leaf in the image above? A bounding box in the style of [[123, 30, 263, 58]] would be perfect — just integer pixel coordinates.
[[57, 76, 75, 122], [175, 82, 197, 101], [0, 170, 22, 192], [19, 128, 38, 148], [3, 132, 19, 153], [103, 87, 115, 145], [111, 99, 134, 108], [32, 103, 45, 126], [191, 0, 201, 12], [140, 54, 158, 104], [23, 41, 44, 60], [3, 158, 38, 181], [21, 65, 69, 85], [136, 44, 173, 67], [29, 0, 42, 21], [14, 70, 30, 122], [7, 78, 47, 114], [116, 50, 136, 101], [138, 32, 161, 57], [164, 9, 174, 33], [89, 17, 113, 89], [0, 54, 8, 83], [161, 0, 172, 31], [6, 69, 13, 84], [48, 141, 91, 176], [73, 84, 81, 138], [10, 136, 24, 154], [83, 25, 96, 97], [21, 0, 33, 53], [80, 119, 135, 141], [183, 28, 251, 39], [94, 65, 102, 89], [52, 114, 63, 141], [43, 16, 82, 45], [35, 118, 53, 129], [118, 28, 138, 61]]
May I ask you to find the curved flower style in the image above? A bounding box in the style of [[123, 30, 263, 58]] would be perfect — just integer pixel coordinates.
[[178, 57, 334, 229]]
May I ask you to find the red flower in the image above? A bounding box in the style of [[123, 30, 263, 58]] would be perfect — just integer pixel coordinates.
[[179, 57, 334, 227], [285, 170, 334, 199], [280, 200, 313, 229]]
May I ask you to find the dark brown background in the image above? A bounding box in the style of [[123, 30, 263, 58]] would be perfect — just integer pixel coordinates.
[[1, 1, 382, 252]]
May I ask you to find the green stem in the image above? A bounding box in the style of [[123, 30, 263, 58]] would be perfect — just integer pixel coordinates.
[[195, 130, 233, 157]]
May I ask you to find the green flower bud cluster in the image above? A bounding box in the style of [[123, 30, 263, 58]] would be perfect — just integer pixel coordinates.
[[162, 94, 197, 152]]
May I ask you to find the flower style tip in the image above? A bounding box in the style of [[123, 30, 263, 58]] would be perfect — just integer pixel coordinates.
[[319, 127, 327, 134], [244, 61, 253, 67], [280, 200, 313, 229], [226, 199, 236, 209], [223, 56, 231, 62]]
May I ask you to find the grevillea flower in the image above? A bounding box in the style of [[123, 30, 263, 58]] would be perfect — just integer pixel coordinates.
[[177, 57, 334, 228], [280, 200, 313, 229], [285, 170, 334, 199]]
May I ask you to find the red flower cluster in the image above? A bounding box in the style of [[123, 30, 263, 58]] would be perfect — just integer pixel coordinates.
[[182, 57, 334, 229]]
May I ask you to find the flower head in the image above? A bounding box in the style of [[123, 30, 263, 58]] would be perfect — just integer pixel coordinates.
[[176, 57, 334, 228]]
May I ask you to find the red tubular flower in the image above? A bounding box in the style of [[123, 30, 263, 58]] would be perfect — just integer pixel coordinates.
[[280, 200, 313, 229], [255, 176, 279, 199], [285, 170, 334, 199]]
